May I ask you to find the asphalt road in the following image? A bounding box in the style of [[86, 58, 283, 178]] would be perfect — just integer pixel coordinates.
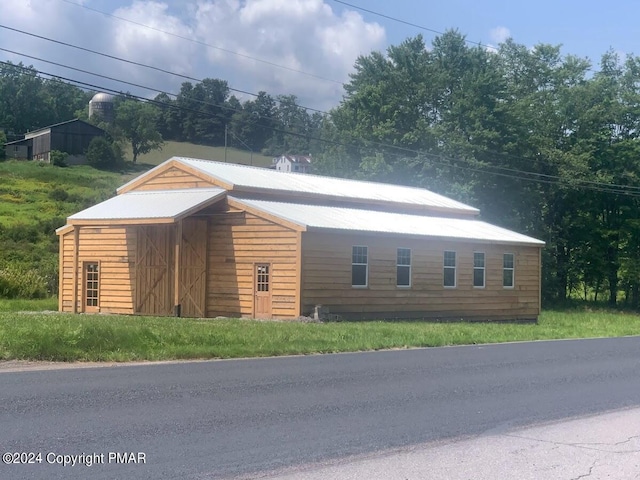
[[2, 337, 640, 479]]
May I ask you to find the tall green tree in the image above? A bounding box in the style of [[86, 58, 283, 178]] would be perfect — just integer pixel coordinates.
[[114, 100, 163, 163]]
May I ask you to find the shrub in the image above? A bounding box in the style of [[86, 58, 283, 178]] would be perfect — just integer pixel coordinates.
[[86, 137, 121, 170], [49, 187, 69, 202], [6, 223, 40, 243], [0, 263, 48, 299], [50, 150, 68, 167]]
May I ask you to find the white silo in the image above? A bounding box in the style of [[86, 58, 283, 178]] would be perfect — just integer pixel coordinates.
[[88, 92, 116, 124]]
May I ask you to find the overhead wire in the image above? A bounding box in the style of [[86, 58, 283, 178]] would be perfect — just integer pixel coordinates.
[[0, 24, 329, 116], [329, 0, 498, 51], [3, 59, 640, 198], [56, 0, 346, 86], [0, 23, 605, 182], [0, 8, 636, 196]]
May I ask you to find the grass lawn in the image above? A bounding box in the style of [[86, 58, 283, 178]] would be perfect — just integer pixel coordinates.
[[1, 309, 639, 363]]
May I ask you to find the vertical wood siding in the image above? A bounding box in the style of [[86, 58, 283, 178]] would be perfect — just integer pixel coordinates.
[[207, 211, 299, 319], [301, 232, 541, 321]]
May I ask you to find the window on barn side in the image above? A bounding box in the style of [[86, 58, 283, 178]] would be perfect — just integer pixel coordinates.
[[84, 262, 99, 311], [397, 248, 411, 287], [352, 246, 368, 287], [473, 252, 485, 288], [443, 251, 456, 288], [503, 253, 515, 288]]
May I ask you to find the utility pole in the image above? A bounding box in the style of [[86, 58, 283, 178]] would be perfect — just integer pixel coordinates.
[[224, 124, 227, 162]]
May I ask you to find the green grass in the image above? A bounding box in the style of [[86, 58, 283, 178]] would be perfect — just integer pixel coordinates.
[[0, 297, 58, 312], [0, 161, 122, 228], [128, 141, 273, 167], [1, 310, 639, 362]]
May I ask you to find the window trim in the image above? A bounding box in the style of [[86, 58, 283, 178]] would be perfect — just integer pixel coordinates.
[[503, 253, 515, 289], [443, 250, 457, 288], [351, 245, 368, 288], [396, 247, 411, 288], [473, 251, 486, 289], [83, 261, 100, 312]]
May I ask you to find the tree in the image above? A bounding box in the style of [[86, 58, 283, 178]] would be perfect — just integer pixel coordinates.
[[230, 91, 277, 152], [114, 100, 163, 163], [85, 137, 121, 170]]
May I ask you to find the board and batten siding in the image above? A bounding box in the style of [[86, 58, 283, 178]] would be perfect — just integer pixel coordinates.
[[301, 231, 541, 321], [207, 209, 299, 319], [59, 226, 137, 314]]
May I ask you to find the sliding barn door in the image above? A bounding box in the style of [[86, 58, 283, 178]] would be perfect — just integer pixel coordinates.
[[179, 218, 207, 317], [135, 225, 174, 316]]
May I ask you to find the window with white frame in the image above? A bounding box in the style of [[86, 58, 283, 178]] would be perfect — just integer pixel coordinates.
[[352, 246, 368, 287], [503, 253, 515, 288], [443, 251, 456, 287], [473, 252, 485, 288], [397, 248, 411, 287]]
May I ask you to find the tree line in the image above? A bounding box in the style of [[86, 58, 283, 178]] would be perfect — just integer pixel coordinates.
[[2, 29, 640, 307], [0, 62, 322, 162]]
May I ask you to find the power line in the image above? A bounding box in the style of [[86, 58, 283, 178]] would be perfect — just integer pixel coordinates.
[[0, 60, 336, 150], [0, 24, 329, 116], [329, 0, 497, 51], [0, 22, 598, 177], [57, 0, 346, 87], [2, 60, 639, 198]]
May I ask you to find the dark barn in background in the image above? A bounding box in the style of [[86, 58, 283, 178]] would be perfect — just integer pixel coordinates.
[[3, 119, 105, 164]]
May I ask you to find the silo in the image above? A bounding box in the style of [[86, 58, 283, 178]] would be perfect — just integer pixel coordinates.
[[88, 92, 116, 124]]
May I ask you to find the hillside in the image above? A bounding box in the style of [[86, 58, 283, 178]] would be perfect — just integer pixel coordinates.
[[0, 161, 123, 298], [127, 141, 273, 168], [0, 143, 271, 299]]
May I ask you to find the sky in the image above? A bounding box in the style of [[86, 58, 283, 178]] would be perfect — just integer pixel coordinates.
[[2, 0, 640, 113]]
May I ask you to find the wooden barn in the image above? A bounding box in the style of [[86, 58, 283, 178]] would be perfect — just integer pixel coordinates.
[[57, 157, 544, 321], [4, 119, 105, 164]]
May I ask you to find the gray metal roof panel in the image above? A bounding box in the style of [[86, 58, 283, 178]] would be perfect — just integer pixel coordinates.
[[232, 197, 544, 245], [174, 157, 479, 214], [69, 187, 225, 221]]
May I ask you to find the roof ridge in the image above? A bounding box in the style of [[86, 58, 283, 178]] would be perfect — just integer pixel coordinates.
[[174, 156, 465, 195]]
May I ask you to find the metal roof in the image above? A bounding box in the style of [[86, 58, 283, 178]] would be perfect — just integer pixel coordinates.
[[68, 188, 225, 223], [171, 157, 479, 214], [231, 197, 544, 245]]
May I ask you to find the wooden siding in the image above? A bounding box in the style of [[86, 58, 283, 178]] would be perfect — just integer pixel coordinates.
[[132, 166, 216, 191], [301, 232, 541, 321], [59, 226, 137, 314], [207, 210, 299, 319]]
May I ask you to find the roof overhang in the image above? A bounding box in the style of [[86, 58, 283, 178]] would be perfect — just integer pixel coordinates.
[[67, 187, 226, 226]]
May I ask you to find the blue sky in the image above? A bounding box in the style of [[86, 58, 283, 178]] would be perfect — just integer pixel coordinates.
[[348, 0, 640, 62], [2, 0, 639, 112]]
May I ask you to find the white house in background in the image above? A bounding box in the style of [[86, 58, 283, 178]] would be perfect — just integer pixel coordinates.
[[270, 155, 312, 173]]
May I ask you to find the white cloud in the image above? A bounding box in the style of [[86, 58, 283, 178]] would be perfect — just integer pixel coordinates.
[[489, 26, 511, 44], [191, 0, 386, 109], [111, 2, 199, 83], [0, 0, 385, 111]]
